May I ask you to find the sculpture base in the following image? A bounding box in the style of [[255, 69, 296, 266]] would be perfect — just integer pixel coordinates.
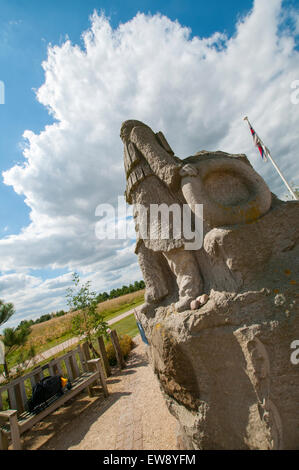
[[140, 201, 299, 450]]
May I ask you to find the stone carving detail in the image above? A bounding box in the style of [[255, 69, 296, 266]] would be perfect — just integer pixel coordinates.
[[120, 120, 204, 314], [120, 120, 299, 449], [235, 329, 284, 449], [181, 154, 272, 227]]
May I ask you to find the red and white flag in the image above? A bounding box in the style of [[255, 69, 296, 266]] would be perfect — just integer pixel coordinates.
[[244, 117, 269, 161]]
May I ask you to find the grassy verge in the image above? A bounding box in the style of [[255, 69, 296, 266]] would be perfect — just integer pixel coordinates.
[[5, 330, 75, 370], [1, 313, 140, 388], [109, 313, 139, 338], [99, 296, 144, 322], [1, 300, 142, 378]]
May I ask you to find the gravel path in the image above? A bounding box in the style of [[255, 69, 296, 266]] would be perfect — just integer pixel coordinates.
[[22, 336, 178, 450]]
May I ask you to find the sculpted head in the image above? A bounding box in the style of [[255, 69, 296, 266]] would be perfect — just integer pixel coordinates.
[[120, 119, 151, 144]]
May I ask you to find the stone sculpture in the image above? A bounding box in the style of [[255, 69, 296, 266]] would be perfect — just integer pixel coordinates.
[[120, 120, 203, 313], [120, 120, 299, 450]]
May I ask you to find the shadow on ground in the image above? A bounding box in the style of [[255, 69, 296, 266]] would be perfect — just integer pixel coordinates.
[[21, 348, 148, 450]]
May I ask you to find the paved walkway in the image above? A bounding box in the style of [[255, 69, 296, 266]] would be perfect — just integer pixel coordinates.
[[22, 336, 178, 450]]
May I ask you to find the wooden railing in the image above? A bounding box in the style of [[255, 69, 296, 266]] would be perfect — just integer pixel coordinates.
[[0, 329, 125, 416]]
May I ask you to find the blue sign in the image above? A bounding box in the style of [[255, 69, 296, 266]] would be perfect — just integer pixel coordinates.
[[136, 321, 149, 345]]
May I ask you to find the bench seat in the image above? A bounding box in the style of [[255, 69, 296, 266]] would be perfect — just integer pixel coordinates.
[[0, 344, 109, 450]]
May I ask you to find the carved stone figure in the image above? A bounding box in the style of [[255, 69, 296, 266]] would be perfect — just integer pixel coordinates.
[[120, 120, 203, 313], [120, 120, 299, 449]]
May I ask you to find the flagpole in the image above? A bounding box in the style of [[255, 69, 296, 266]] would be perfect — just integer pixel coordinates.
[[243, 116, 298, 201]]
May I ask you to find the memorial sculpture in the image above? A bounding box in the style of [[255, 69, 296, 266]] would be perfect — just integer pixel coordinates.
[[120, 120, 203, 314], [120, 120, 299, 450]]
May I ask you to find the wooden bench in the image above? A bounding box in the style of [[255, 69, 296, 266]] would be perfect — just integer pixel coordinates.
[[0, 343, 108, 450]]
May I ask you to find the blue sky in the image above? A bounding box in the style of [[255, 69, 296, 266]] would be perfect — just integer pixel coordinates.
[[0, 0, 257, 237], [0, 0, 298, 328]]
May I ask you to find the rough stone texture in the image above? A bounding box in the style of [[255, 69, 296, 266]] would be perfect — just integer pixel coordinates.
[[181, 151, 272, 227], [190, 299, 200, 310], [141, 200, 299, 450], [120, 120, 299, 450], [120, 120, 203, 313]]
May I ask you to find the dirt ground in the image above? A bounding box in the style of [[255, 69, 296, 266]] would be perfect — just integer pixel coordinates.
[[20, 336, 178, 450]]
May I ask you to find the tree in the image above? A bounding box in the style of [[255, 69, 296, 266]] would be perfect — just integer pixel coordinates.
[[0, 299, 15, 327], [109, 288, 119, 299], [96, 292, 109, 303], [54, 310, 66, 318], [66, 272, 109, 357], [0, 299, 15, 378], [2, 324, 31, 378], [34, 313, 51, 324], [18, 319, 34, 329], [285, 183, 299, 200], [14, 343, 37, 377], [293, 187, 299, 199]]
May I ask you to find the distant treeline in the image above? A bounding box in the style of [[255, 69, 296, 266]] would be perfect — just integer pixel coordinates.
[[97, 280, 145, 302], [17, 280, 145, 330]]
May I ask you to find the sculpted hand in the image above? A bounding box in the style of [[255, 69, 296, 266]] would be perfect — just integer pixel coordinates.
[[179, 164, 198, 177]]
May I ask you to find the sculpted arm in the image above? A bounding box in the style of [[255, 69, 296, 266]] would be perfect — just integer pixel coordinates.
[[129, 125, 182, 190]]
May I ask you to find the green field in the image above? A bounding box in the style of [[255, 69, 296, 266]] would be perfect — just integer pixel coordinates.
[[100, 297, 144, 322], [110, 313, 139, 338], [1, 292, 143, 378]]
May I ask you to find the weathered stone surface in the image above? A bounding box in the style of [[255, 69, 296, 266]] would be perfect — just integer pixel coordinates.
[[141, 201, 299, 450], [196, 294, 209, 306], [120, 120, 203, 313], [120, 120, 299, 449], [181, 153, 272, 227], [190, 299, 200, 310]]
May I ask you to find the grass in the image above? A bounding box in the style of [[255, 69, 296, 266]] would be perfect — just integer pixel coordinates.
[[5, 330, 75, 370], [97, 295, 144, 322], [0, 312, 140, 389], [109, 313, 139, 338], [1, 332, 128, 408], [1, 291, 144, 375], [25, 290, 143, 352]]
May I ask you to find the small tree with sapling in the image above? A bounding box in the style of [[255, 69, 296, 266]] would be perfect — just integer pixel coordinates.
[[285, 183, 299, 200], [0, 299, 15, 328], [66, 272, 109, 357], [14, 343, 37, 376], [0, 299, 16, 378], [2, 324, 31, 378]]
